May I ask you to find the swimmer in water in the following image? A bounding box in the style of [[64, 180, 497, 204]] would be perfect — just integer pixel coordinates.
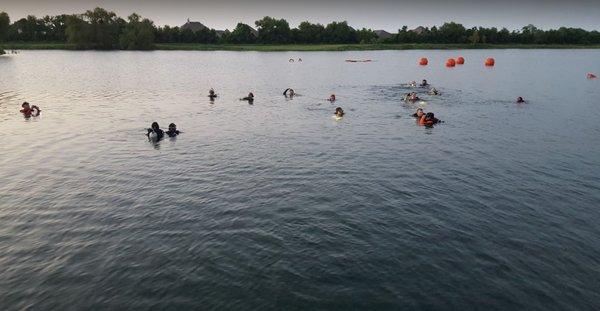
[[20, 102, 41, 118], [166, 123, 181, 137], [147, 122, 165, 141], [335, 107, 345, 117], [517, 97, 525, 103], [289, 58, 295, 63], [241, 92, 254, 102], [409, 81, 417, 87], [419, 112, 441, 126], [406, 92, 420, 101], [208, 89, 218, 99], [428, 88, 439, 96], [420, 79, 428, 87], [412, 108, 424, 118], [298, 58, 302, 62], [328, 94, 336, 102], [283, 88, 296, 97]]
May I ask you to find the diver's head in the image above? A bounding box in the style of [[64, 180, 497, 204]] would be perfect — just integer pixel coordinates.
[[416, 108, 424, 117], [425, 112, 434, 120], [517, 97, 524, 102], [22, 102, 30, 109], [151, 122, 160, 131], [209, 89, 215, 95], [249, 92, 254, 98], [422, 79, 427, 84], [168, 123, 177, 131]]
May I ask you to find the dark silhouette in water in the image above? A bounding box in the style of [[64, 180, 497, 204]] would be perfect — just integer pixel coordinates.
[[147, 122, 164, 141]]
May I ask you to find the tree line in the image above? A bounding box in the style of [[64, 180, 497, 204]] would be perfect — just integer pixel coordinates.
[[1, 8, 600, 50]]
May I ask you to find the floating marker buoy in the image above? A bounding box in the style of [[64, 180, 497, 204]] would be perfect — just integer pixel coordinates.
[[445, 58, 456, 67], [587, 73, 597, 79], [485, 58, 495, 66], [456, 57, 465, 65], [419, 58, 428, 65]]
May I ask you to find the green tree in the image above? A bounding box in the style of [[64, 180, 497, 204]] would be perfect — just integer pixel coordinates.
[[84, 7, 122, 49], [119, 13, 155, 50], [356, 28, 377, 44], [65, 14, 93, 48], [294, 21, 325, 43], [255, 16, 291, 43], [438, 22, 467, 43], [323, 21, 357, 43], [0, 12, 9, 42], [226, 23, 256, 44]]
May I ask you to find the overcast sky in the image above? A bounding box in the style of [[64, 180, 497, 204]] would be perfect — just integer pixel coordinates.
[[2, 0, 600, 32]]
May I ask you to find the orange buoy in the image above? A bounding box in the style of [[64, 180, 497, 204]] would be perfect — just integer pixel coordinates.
[[485, 58, 495, 66], [587, 73, 597, 79], [445, 58, 456, 67], [456, 56, 465, 65], [419, 57, 428, 66]]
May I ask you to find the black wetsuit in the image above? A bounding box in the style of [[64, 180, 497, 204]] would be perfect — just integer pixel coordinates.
[[148, 128, 165, 140], [166, 129, 180, 137]]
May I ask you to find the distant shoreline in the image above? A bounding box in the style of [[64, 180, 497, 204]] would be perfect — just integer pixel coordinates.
[[3, 42, 600, 52]]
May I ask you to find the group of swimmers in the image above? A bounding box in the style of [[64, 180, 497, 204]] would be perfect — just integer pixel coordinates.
[[146, 122, 181, 141], [19, 80, 530, 142]]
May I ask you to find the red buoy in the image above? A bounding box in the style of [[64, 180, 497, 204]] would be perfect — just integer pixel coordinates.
[[445, 58, 456, 67], [419, 58, 428, 66], [456, 57, 465, 65], [485, 58, 495, 67], [587, 73, 597, 79]]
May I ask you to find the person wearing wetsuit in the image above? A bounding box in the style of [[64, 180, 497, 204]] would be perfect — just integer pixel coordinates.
[[283, 88, 295, 97], [166, 123, 181, 137], [517, 97, 525, 103], [420, 79, 428, 87], [419, 112, 441, 126], [241, 92, 254, 102], [412, 108, 424, 118], [147, 122, 165, 141], [20, 102, 41, 118], [208, 89, 218, 99]]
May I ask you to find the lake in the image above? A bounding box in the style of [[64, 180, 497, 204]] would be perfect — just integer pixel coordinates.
[[1, 49, 600, 310]]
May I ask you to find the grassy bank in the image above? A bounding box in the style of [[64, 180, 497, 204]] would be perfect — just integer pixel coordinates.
[[3, 42, 600, 51]]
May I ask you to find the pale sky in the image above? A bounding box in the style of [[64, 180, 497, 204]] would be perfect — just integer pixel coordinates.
[[2, 0, 600, 32]]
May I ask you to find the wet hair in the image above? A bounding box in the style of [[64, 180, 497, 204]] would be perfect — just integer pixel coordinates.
[[22, 102, 29, 107], [151, 122, 160, 130], [169, 123, 176, 128], [425, 112, 434, 120]]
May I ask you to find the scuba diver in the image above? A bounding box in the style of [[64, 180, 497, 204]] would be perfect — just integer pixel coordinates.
[[208, 89, 218, 99], [517, 97, 525, 103], [419, 112, 441, 126], [241, 92, 254, 102], [412, 108, 424, 118], [165, 123, 181, 137], [283, 88, 296, 97], [147, 122, 165, 141], [404, 92, 420, 102], [420, 79, 429, 87], [20, 102, 41, 118], [335, 107, 345, 117]]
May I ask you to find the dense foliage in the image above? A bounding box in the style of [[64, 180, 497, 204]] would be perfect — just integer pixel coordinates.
[[1, 8, 600, 50]]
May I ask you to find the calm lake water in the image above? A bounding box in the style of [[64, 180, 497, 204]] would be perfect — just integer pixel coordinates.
[[1, 49, 600, 310]]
